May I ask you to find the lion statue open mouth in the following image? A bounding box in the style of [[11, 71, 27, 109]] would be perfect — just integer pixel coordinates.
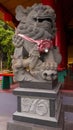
[[12, 3, 62, 82]]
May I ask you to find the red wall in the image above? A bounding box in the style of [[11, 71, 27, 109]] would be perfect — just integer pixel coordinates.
[[41, 0, 67, 70]]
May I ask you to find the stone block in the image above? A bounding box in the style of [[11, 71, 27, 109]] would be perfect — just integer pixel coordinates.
[[7, 119, 63, 130], [7, 120, 32, 130], [19, 79, 58, 90]]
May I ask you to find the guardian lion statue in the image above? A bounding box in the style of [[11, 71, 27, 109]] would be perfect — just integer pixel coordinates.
[[12, 3, 62, 82]]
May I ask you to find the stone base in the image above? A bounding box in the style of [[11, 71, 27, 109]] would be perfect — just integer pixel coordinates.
[[7, 109, 64, 130], [13, 83, 62, 122], [7, 120, 63, 130], [19, 78, 58, 90]]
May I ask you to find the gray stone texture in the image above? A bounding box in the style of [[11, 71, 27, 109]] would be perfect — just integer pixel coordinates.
[[50, 99, 55, 117], [13, 83, 61, 98], [17, 96, 21, 112], [19, 79, 58, 90], [12, 3, 62, 83], [7, 120, 63, 130], [7, 120, 32, 130]]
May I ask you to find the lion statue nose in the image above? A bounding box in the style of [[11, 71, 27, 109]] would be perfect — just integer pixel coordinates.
[[42, 70, 57, 81]]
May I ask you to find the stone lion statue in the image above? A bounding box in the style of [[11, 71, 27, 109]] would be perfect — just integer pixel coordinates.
[[12, 3, 62, 82]]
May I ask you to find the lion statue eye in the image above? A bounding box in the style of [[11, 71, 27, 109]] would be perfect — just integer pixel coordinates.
[[33, 17, 53, 25], [33, 18, 37, 22]]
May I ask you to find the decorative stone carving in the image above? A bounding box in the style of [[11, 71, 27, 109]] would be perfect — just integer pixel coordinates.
[[12, 3, 62, 82], [21, 97, 49, 116]]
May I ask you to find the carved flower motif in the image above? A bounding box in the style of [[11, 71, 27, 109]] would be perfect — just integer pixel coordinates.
[[22, 98, 33, 112], [36, 99, 48, 116]]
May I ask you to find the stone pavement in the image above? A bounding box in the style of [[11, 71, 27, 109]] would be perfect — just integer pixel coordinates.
[[0, 92, 17, 130], [0, 116, 11, 130]]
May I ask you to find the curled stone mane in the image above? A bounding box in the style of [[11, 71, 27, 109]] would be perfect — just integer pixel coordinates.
[[12, 3, 62, 82]]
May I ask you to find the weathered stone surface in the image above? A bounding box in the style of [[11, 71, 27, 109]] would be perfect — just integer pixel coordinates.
[[12, 3, 62, 83], [13, 83, 61, 98], [19, 79, 58, 90], [7, 121, 62, 130], [7, 120, 32, 130]]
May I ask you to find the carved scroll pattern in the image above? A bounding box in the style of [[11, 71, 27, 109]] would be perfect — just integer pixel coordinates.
[[21, 97, 50, 116]]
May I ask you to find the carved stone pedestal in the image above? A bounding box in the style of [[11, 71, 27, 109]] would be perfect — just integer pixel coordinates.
[[7, 82, 64, 130]]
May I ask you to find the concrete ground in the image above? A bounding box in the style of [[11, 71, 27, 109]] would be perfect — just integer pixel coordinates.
[[0, 92, 17, 130], [0, 116, 11, 130]]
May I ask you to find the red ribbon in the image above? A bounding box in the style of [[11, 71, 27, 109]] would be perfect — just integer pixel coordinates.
[[18, 34, 52, 53]]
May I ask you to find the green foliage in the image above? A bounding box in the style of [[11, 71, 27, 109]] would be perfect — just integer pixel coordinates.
[[0, 20, 15, 69]]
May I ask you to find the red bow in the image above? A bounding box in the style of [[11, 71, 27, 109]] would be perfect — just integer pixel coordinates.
[[18, 34, 53, 53]]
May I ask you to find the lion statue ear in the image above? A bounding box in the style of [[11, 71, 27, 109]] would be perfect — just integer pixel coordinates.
[[15, 4, 38, 21], [15, 5, 27, 21]]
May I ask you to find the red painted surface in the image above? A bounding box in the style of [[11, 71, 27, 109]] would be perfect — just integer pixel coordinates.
[[55, 0, 67, 69], [41, 0, 67, 70], [61, 0, 73, 24], [0, 73, 14, 77], [4, 13, 12, 21], [41, 0, 56, 9]]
